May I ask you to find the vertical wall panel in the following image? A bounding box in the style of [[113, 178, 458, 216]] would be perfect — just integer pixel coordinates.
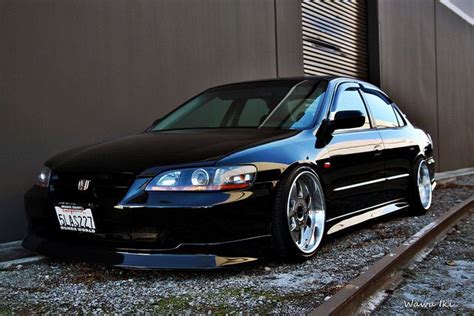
[[378, 0, 439, 165], [435, 1, 474, 171], [275, 0, 304, 77], [378, 0, 473, 171]]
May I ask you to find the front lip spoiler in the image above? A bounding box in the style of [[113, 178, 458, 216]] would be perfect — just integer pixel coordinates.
[[117, 252, 257, 269], [22, 234, 258, 269]]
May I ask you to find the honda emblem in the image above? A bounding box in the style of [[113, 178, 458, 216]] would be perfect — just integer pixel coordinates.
[[78, 179, 91, 191]]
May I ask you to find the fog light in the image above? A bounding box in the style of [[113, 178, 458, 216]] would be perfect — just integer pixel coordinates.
[[36, 166, 52, 188]]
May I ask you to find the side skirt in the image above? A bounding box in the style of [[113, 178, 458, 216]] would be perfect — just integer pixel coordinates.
[[326, 199, 410, 235]]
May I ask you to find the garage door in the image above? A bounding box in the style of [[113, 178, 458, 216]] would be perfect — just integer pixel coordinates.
[[302, 0, 369, 80]]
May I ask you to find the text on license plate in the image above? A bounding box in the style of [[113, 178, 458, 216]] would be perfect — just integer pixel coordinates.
[[54, 204, 96, 233]]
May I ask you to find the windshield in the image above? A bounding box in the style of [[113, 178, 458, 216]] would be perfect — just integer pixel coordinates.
[[150, 79, 328, 131]]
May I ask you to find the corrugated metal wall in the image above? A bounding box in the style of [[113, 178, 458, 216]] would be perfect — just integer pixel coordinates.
[[302, 0, 369, 79]]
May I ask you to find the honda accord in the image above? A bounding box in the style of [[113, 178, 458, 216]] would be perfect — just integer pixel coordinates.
[[23, 76, 436, 269]]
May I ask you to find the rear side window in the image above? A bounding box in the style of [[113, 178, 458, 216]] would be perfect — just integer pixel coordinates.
[[393, 106, 406, 127], [363, 92, 399, 128]]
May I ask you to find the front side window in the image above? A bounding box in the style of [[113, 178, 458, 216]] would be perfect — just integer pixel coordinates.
[[363, 92, 399, 128], [330, 86, 371, 131], [150, 80, 328, 131]]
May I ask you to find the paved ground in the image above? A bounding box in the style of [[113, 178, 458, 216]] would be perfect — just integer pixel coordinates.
[[375, 211, 473, 315], [0, 242, 35, 263], [0, 175, 473, 314]]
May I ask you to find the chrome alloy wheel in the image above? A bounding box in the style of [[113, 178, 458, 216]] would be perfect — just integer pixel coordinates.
[[417, 160, 432, 209], [287, 171, 325, 254]]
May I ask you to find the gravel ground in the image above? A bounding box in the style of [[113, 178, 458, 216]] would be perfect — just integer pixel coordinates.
[[374, 211, 473, 314], [0, 175, 473, 314]]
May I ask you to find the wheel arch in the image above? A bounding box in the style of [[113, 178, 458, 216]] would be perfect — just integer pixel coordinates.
[[273, 161, 328, 198], [279, 161, 323, 181]]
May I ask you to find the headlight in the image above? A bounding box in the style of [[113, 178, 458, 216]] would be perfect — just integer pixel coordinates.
[[36, 166, 51, 188], [145, 165, 257, 191]]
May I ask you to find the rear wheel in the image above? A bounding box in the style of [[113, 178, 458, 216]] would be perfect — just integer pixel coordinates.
[[408, 158, 433, 215], [271, 166, 326, 259]]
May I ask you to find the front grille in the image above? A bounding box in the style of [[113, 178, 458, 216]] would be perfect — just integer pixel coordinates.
[[49, 172, 136, 203], [50, 172, 136, 189]]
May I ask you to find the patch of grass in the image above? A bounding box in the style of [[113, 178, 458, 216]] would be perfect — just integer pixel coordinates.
[[147, 285, 330, 314], [212, 287, 283, 302], [205, 304, 237, 315], [0, 304, 13, 315], [151, 295, 192, 312], [249, 289, 283, 302], [206, 288, 285, 314]]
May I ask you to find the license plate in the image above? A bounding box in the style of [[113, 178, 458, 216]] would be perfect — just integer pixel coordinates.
[[54, 204, 96, 233]]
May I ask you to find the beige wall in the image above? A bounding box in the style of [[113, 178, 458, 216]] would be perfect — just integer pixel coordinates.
[[378, 0, 474, 171], [0, 0, 303, 242]]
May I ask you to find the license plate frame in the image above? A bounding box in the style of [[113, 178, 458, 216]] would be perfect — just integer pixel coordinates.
[[54, 203, 97, 233]]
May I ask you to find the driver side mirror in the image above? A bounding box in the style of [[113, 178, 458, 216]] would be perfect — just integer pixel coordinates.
[[329, 110, 365, 132]]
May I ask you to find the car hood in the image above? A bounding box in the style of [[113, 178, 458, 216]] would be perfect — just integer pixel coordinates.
[[47, 129, 299, 174]]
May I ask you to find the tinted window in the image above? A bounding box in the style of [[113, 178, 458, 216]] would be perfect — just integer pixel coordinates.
[[330, 86, 371, 131], [151, 80, 328, 131], [363, 92, 399, 128], [166, 97, 232, 129], [264, 80, 328, 129], [238, 99, 270, 126]]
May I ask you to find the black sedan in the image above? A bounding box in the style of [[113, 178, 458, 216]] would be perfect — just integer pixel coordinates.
[[23, 76, 436, 269]]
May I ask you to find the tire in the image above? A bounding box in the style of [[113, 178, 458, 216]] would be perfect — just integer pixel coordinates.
[[407, 158, 433, 216], [271, 166, 326, 259]]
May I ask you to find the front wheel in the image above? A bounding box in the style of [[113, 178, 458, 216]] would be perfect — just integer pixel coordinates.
[[408, 158, 433, 215], [271, 166, 326, 259]]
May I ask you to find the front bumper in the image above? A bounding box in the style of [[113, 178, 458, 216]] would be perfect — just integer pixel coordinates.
[[23, 233, 260, 269], [23, 184, 274, 268]]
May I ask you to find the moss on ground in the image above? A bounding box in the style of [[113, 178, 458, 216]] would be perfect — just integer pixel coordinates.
[[0, 304, 12, 315], [151, 295, 193, 312], [147, 287, 289, 314]]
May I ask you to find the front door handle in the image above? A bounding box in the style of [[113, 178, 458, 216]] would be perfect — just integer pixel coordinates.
[[374, 144, 383, 156]]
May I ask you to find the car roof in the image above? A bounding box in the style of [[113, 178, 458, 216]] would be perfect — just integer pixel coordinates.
[[210, 76, 377, 90], [207, 75, 393, 104], [210, 76, 333, 88]]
